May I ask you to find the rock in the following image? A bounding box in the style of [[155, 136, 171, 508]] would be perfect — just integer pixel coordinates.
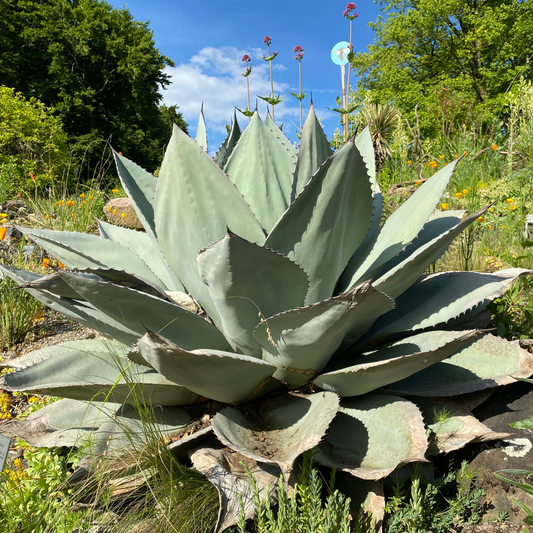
[[5, 200, 25, 211], [103, 197, 143, 230]]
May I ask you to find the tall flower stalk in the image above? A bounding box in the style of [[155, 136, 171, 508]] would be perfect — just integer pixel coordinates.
[[259, 36, 283, 123], [290, 46, 306, 131], [241, 54, 252, 122], [343, 3, 358, 113]]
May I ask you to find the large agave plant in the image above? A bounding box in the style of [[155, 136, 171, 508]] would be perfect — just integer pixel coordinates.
[[1, 106, 532, 530]]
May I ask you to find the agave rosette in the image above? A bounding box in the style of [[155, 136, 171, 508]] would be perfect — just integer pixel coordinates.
[[1, 106, 532, 528]]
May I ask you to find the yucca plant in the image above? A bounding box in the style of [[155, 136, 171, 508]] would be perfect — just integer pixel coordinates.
[[1, 105, 532, 531]]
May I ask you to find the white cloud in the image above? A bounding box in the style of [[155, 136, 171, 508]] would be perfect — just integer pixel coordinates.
[[162, 46, 302, 144]]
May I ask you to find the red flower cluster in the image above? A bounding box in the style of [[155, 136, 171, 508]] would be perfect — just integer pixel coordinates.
[[343, 2, 358, 17], [293, 45, 304, 60], [263, 36, 272, 45], [241, 54, 251, 62]]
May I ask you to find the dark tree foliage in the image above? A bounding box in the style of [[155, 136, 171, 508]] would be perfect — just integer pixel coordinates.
[[0, 0, 188, 175]]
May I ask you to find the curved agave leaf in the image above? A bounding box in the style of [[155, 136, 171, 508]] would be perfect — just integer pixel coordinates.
[[0, 264, 140, 346], [97, 219, 183, 291], [197, 231, 309, 357], [57, 271, 232, 352], [315, 394, 427, 480], [264, 112, 298, 159], [2, 399, 189, 454], [18, 271, 88, 300], [339, 159, 460, 291], [314, 330, 482, 397], [213, 111, 242, 167], [266, 138, 374, 304], [113, 152, 157, 234], [415, 397, 511, 454], [131, 330, 278, 404], [385, 333, 533, 396], [155, 123, 265, 327], [366, 268, 531, 343], [190, 446, 280, 533], [290, 103, 332, 201], [253, 282, 394, 388], [224, 113, 294, 233], [18, 227, 166, 288], [379, 210, 466, 274], [196, 104, 208, 152], [1, 339, 198, 405], [374, 205, 490, 299], [212, 392, 339, 475], [354, 127, 382, 242]]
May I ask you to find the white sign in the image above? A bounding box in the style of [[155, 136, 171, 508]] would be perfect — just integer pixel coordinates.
[[0, 432, 11, 472]]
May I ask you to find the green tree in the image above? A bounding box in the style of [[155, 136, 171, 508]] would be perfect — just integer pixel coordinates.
[[0, 0, 187, 176], [0, 86, 70, 202], [351, 0, 533, 137]]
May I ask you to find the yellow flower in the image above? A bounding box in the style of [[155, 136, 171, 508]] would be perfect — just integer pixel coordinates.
[[112, 188, 119, 194], [108, 206, 112, 212], [407, 160, 412, 165], [488, 225, 493, 230], [121, 212, 125, 219], [415, 180, 422, 186], [455, 192, 462, 199], [113, 209, 117, 215], [45, 214, 49, 219], [0, 213, 7, 218], [462, 189, 468, 195], [492, 144, 498, 151], [439, 155, 444, 159], [79, 193, 85, 199], [506, 198, 514, 204], [440, 203, 449, 210], [510, 205, 517, 210], [489, 207, 494, 212], [502, 225, 506, 229], [89, 195, 94, 200], [453, 154, 458, 158], [478, 216, 485, 222], [429, 161, 438, 168], [80, 200, 86, 205], [59, 262, 65, 269], [43, 258, 50, 268], [463, 151, 468, 156], [55, 200, 64, 206], [66, 200, 75, 206]]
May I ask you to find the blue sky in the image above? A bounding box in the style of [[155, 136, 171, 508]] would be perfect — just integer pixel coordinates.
[[108, 1, 383, 150]]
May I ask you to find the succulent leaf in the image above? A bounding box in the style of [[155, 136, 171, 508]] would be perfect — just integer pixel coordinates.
[[253, 282, 394, 388], [339, 159, 460, 290], [385, 333, 533, 396], [97, 219, 183, 291], [315, 330, 482, 397], [131, 329, 278, 404], [315, 394, 428, 479], [56, 271, 233, 351], [290, 103, 332, 200], [380, 210, 466, 273], [213, 111, 242, 167], [197, 231, 309, 356], [264, 112, 298, 158], [196, 104, 208, 152], [224, 113, 295, 233], [415, 397, 511, 454], [374, 205, 490, 299], [1, 339, 198, 405], [212, 391, 340, 475], [2, 399, 189, 454], [113, 151, 157, 234], [155, 123, 265, 326], [18, 226, 166, 287], [266, 138, 374, 304], [366, 268, 531, 342], [0, 264, 140, 345]]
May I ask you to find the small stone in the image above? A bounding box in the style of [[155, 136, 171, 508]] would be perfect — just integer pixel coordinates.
[[103, 197, 143, 230]]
